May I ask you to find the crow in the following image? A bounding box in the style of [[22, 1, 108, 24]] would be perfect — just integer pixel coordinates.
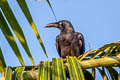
[[45, 20, 85, 59]]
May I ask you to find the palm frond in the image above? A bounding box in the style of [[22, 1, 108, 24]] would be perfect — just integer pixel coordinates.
[[2, 56, 120, 79], [13, 67, 25, 80], [0, 48, 6, 76], [0, 0, 52, 66], [97, 68, 108, 80], [91, 68, 96, 80], [78, 41, 120, 61], [0, 0, 34, 65], [5, 67, 12, 80], [106, 67, 118, 80], [37, 61, 50, 80], [52, 58, 66, 80], [0, 10, 25, 66], [46, 0, 57, 21], [83, 70, 94, 80], [67, 56, 85, 80], [16, 0, 48, 59], [1, 41, 120, 79], [23, 70, 38, 80]]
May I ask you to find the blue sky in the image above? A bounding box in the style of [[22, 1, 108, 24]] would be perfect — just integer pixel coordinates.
[[0, 0, 120, 79]]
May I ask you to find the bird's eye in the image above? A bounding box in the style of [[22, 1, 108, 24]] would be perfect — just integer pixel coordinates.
[[59, 22, 62, 25], [59, 22, 65, 27]]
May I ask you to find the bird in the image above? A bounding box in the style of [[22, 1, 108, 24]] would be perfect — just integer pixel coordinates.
[[45, 20, 85, 59]]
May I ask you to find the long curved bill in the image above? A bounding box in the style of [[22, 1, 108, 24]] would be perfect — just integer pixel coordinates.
[[45, 22, 59, 28]]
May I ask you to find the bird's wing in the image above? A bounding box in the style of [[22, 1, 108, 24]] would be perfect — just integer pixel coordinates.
[[76, 32, 85, 55], [56, 35, 61, 57]]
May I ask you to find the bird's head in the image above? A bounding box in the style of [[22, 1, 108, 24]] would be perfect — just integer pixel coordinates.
[[45, 20, 75, 33]]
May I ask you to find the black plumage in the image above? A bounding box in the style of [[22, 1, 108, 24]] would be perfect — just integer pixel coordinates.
[[45, 20, 85, 59]]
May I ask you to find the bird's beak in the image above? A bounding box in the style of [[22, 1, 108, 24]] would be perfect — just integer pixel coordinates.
[[45, 22, 59, 28]]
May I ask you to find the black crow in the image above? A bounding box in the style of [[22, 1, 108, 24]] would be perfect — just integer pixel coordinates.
[[45, 20, 85, 59]]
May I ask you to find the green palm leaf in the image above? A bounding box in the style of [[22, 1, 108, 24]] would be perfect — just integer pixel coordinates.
[[23, 70, 38, 80], [67, 56, 85, 80], [5, 67, 12, 80], [46, 0, 57, 21], [37, 61, 50, 80], [83, 70, 94, 80], [91, 42, 120, 59], [106, 67, 118, 80], [79, 41, 120, 61], [52, 58, 66, 80], [16, 0, 48, 58], [0, 48, 6, 76], [0, 0, 35, 65], [13, 67, 25, 80], [97, 68, 108, 80], [0, 11, 25, 66], [91, 68, 96, 80]]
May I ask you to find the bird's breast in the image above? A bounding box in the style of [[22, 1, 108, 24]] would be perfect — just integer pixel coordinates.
[[58, 33, 73, 46]]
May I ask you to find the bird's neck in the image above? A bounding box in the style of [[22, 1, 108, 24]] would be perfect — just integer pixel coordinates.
[[61, 30, 74, 34]]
